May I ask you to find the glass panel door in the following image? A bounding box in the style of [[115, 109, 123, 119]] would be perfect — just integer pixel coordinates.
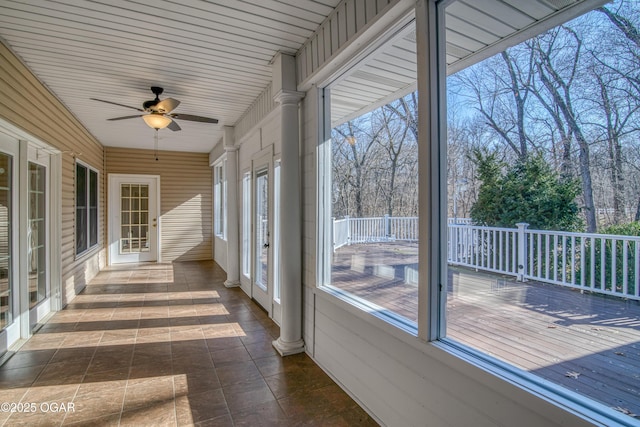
[[109, 175, 158, 264], [28, 162, 46, 309], [0, 153, 12, 332], [252, 167, 271, 311], [255, 170, 269, 290], [120, 184, 150, 255]]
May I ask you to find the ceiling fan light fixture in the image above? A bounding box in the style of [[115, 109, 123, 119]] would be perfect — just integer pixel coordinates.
[[142, 113, 172, 129]]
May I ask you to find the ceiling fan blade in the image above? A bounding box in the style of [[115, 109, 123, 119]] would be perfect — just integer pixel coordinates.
[[155, 98, 180, 113], [107, 115, 144, 121], [167, 119, 181, 131], [91, 98, 144, 112], [169, 113, 219, 124]]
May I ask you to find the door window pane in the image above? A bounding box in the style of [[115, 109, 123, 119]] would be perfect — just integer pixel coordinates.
[[28, 162, 46, 308], [0, 154, 12, 329], [255, 171, 268, 290], [119, 184, 150, 254]]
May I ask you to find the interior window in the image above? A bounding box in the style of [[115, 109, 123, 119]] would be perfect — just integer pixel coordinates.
[[76, 161, 99, 256]]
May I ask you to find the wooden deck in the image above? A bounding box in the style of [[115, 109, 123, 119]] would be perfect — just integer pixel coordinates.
[[331, 242, 640, 418]]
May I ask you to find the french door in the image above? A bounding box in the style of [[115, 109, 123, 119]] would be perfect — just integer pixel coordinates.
[[0, 134, 18, 351], [248, 153, 281, 324], [0, 131, 58, 349], [252, 164, 271, 311], [109, 175, 159, 264], [27, 147, 50, 329]]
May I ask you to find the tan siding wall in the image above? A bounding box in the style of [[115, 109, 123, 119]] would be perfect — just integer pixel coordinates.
[[105, 147, 212, 263], [0, 41, 105, 305]]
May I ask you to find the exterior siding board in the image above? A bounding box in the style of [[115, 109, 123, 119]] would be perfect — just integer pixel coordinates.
[[296, 0, 397, 87], [234, 83, 276, 142], [0, 41, 105, 305], [105, 147, 212, 263]]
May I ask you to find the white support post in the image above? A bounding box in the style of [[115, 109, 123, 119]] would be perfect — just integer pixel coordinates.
[[516, 222, 529, 282], [384, 214, 390, 240], [223, 126, 240, 288], [332, 217, 336, 253], [345, 215, 351, 245], [272, 53, 305, 357]]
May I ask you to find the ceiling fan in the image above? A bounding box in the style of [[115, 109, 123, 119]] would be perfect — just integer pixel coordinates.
[[91, 86, 219, 131]]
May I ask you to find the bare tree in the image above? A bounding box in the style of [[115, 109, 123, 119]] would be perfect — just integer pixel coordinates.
[[531, 27, 598, 232]]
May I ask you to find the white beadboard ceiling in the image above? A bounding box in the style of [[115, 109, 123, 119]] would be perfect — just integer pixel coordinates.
[[0, 0, 606, 151], [331, 0, 607, 127]]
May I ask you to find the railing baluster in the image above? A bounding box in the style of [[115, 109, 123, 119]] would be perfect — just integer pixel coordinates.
[[580, 237, 585, 287], [623, 240, 628, 296], [570, 236, 575, 285], [545, 234, 550, 280], [612, 238, 617, 293], [590, 237, 595, 289], [633, 240, 640, 297], [601, 238, 606, 291]]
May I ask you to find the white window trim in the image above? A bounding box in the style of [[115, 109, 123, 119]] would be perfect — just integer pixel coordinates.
[[75, 159, 100, 258], [213, 157, 227, 240], [241, 169, 251, 280]]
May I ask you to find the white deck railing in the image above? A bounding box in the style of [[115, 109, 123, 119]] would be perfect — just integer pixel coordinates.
[[332, 216, 640, 301]]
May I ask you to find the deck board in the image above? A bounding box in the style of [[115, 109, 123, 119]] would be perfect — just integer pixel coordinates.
[[331, 242, 640, 417]]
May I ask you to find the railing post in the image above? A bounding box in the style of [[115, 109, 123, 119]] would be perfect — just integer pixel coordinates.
[[384, 214, 390, 240], [345, 215, 351, 245], [332, 217, 336, 253], [516, 222, 529, 281]]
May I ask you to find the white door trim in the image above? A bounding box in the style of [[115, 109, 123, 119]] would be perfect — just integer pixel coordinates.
[[251, 147, 273, 315], [25, 142, 51, 329], [108, 174, 161, 265]]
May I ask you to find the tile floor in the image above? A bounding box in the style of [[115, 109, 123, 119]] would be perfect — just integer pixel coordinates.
[[0, 261, 378, 426]]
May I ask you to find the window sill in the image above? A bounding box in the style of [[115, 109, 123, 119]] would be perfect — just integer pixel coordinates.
[[316, 284, 418, 338], [75, 244, 101, 262]]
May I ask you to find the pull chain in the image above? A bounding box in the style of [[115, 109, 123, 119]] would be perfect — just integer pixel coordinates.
[[154, 129, 159, 161]]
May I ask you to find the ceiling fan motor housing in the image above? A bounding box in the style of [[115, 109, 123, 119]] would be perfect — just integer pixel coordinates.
[[142, 86, 164, 112]]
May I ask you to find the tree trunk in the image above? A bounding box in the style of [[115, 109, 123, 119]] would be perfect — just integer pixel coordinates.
[[534, 30, 598, 232]]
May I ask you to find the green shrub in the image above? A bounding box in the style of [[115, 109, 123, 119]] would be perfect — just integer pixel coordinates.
[[470, 151, 582, 231]]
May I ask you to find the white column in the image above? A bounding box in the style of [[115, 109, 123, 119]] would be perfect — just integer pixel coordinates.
[[272, 88, 305, 356], [223, 126, 241, 288]]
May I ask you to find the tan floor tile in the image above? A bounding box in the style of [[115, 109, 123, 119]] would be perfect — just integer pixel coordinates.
[[120, 400, 177, 426], [64, 387, 125, 425], [231, 400, 290, 426], [5, 405, 69, 426], [222, 378, 277, 415], [0, 349, 56, 370], [63, 411, 121, 426], [123, 376, 174, 413], [173, 369, 221, 396], [211, 345, 252, 367], [175, 388, 229, 425]]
